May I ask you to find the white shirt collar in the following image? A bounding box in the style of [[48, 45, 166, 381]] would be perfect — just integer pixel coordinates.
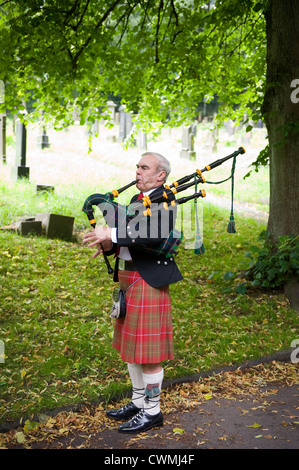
[[142, 187, 161, 196]]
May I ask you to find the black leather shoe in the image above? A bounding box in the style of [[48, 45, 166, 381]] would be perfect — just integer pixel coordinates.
[[118, 410, 163, 433], [106, 401, 141, 421]]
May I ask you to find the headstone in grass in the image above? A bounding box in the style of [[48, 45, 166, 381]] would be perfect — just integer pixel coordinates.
[[37, 126, 50, 149], [11, 120, 30, 179], [1, 217, 41, 235], [180, 126, 196, 160], [16, 218, 43, 236], [35, 213, 74, 240], [119, 105, 126, 142], [36, 185, 55, 193]]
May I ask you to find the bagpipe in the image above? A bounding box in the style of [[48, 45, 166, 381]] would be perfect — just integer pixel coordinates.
[[82, 146, 245, 274]]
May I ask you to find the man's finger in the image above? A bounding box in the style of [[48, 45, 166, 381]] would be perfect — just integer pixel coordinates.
[[92, 249, 102, 259]]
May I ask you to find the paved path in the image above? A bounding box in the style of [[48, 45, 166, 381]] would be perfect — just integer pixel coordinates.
[[205, 193, 268, 223], [2, 353, 298, 452]]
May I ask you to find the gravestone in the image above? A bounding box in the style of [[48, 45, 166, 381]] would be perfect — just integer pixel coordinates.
[[38, 127, 50, 149], [257, 119, 264, 128], [36, 185, 55, 193], [118, 105, 126, 142], [11, 120, 30, 179], [125, 112, 133, 137], [16, 218, 42, 236], [211, 127, 218, 152], [107, 101, 116, 121], [138, 129, 147, 150], [224, 119, 234, 136], [118, 105, 134, 143], [35, 213, 74, 239], [180, 126, 196, 160], [191, 122, 198, 137]]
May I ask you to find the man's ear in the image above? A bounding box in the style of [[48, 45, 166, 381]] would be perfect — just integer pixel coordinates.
[[157, 170, 166, 183]]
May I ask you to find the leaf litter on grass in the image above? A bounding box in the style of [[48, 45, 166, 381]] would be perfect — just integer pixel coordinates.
[[1, 360, 298, 449]]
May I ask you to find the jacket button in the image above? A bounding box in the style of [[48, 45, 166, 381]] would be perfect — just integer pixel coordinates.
[[164, 261, 168, 265], [157, 260, 161, 264]]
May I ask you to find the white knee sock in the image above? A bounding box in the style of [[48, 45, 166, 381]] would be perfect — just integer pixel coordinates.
[[127, 363, 144, 409], [142, 368, 164, 416]]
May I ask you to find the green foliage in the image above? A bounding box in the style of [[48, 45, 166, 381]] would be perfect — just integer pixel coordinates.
[[244, 144, 269, 178], [0, 0, 266, 133], [246, 231, 299, 288]]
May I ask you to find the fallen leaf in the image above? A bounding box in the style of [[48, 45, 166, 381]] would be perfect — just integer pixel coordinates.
[[23, 420, 39, 433], [173, 428, 185, 434], [203, 393, 213, 400], [58, 428, 70, 435], [239, 408, 249, 415], [247, 423, 261, 429], [15, 432, 26, 444]]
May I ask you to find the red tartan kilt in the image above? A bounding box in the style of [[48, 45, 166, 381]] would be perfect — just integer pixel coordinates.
[[112, 270, 173, 364]]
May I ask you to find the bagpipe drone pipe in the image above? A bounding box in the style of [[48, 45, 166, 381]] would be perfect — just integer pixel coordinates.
[[82, 183, 201, 274], [82, 146, 245, 274]]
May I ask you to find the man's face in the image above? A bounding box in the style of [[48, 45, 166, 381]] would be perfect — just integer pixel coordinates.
[[135, 154, 166, 192]]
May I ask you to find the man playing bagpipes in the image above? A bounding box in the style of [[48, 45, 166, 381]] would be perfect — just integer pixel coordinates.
[[82, 145, 245, 432], [83, 152, 183, 433]]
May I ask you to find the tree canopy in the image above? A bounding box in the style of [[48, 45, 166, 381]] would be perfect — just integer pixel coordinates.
[[1, 0, 299, 302], [0, 0, 266, 133]]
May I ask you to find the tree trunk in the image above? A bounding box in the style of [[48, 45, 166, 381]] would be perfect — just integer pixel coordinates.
[[262, 0, 299, 311], [262, 0, 299, 243]]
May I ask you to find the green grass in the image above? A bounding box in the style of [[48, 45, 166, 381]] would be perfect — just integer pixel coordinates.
[[0, 178, 298, 423], [202, 158, 270, 210], [192, 124, 270, 209], [0, 178, 137, 231]]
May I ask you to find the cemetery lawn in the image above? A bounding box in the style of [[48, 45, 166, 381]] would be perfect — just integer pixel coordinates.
[[0, 181, 298, 424]]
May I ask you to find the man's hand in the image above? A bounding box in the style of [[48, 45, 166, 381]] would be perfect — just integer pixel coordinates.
[[83, 226, 112, 258]]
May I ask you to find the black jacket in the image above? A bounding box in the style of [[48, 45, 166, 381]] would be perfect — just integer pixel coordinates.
[[107, 185, 183, 288]]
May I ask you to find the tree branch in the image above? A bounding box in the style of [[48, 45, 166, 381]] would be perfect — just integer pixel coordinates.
[[72, 0, 91, 32], [140, 0, 152, 29], [221, 12, 263, 57], [63, 0, 81, 25], [71, 0, 123, 69], [155, 0, 164, 63], [0, 0, 12, 7], [170, 0, 179, 28], [115, 3, 136, 47]]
